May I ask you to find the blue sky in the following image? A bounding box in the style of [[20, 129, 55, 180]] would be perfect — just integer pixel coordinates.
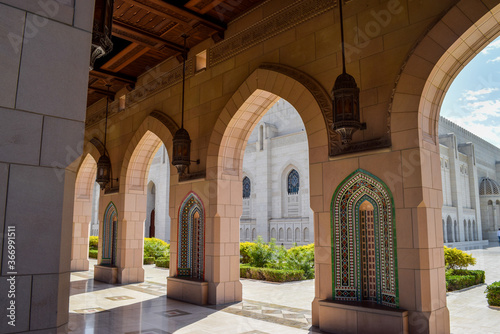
[[441, 36, 500, 148]]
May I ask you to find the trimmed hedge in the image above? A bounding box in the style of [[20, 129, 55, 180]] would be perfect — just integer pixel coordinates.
[[485, 281, 500, 306], [240, 264, 304, 282], [446, 269, 485, 291], [89, 249, 98, 259], [143, 257, 155, 265], [155, 257, 170, 268]]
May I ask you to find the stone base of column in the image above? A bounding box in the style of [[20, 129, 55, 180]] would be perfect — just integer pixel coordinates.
[[94, 265, 118, 284], [71, 258, 89, 271], [167, 277, 209, 305], [318, 299, 409, 334]]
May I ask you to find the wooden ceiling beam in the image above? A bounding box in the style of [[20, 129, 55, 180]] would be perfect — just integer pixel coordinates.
[[119, 0, 191, 29], [112, 20, 185, 53], [88, 86, 116, 100], [123, 0, 226, 32], [90, 69, 137, 86]]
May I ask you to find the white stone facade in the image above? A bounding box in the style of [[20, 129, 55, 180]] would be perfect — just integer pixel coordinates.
[[240, 99, 313, 247], [439, 117, 499, 245]]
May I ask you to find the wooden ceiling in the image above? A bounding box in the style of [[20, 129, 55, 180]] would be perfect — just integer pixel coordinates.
[[88, 0, 266, 106]]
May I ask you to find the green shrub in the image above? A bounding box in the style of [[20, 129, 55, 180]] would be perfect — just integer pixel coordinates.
[[89, 249, 98, 259], [286, 244, 315, 279], [155, 257, 170, 268], [446, 269, 485, 291], [89, 236, 98, 249], [444, 246, 476, 270], [240, 265, 304, 282], [485, 281, 500, 306], [144, 238, 170, 259], [143, 257, 155, 265], [247, 236, 273, 268], [240, 242, 256, 264]]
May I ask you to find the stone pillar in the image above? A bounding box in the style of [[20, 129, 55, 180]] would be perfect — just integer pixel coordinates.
[[0, 1, 94, 332], [167, 178, 242, 305], [255, 123, 271, 242], [71, 198, 92, 271], [95, 191, 146, 284]]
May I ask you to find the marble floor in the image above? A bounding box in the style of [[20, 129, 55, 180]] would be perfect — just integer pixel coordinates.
[[68, 243, 500, 334]]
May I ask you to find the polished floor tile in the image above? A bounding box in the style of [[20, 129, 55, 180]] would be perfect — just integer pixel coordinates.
[[68, 243, 500, 333]]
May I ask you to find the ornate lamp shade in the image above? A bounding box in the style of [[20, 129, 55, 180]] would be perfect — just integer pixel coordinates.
[[96, 153, 111, 190], [332, 72, 361, 144], [172, 127, 191, 175], [90, 0, 114, 70]]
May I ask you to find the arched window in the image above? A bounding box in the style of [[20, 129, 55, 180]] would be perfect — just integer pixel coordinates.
[[331, 169, 398, 307], [442, 219, 446, 243], [177, 192, 205, 280], [279, 228, 284, 241], [252, 228, 256, 241], [271, 228, 277, 240], [287, 169, 300, 194], [303, 227, 309, 242], [463, 220, 468, 241], [295, 228, 300, 242], [243, 177, 251, 198], [246, 228, 250, 241], [287, 228, 292, 241], [446, 216, 453, 242], [454, 220, 458, 242], [102, 202, 118, 266]]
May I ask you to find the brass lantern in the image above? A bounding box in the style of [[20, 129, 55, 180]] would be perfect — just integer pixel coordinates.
[[96, 153, 111, 190], [172, 128, 191, 175], [332, 0, 362, 144], [332, 72, 361, 144], [90, 0, 114, 70], [96, 85, 113, 190], [172, 34, 192, 175]]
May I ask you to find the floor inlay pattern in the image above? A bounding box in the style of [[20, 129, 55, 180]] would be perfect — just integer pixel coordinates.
[[157, 309, 192, 318], [73, 307, 109, 314], [123, 281, 167, 296], [105, 295, 135, 301], [208, 299, 312, 330], [125, 329, 172, 334]]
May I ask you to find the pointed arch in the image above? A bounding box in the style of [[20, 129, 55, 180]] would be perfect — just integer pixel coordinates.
[[207, 65, 330, 180], [177, 192, 205, 280], [331, 169, 398, 307], [120, 112, 176, 193], [102, 202, 118, 266], [390, 1, 500, 145]]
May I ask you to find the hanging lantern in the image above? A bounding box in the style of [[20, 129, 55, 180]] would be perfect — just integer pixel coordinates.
[[332, 72, 361, 144], [96, 85, 114, 190], [90, 0, 114, 70], [172, 127, 191, 175], [172, 34, 192, 176], [332, 0, 363, 145], [96, 153, 111, 190]]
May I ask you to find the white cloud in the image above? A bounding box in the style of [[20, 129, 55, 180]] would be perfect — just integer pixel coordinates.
[[462, 87, 498, 101], [481, 39, 500, 54], [487, 56, 500, 63]]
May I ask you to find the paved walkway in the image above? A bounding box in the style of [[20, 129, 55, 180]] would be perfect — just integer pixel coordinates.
[[68, 243, 500, 333]]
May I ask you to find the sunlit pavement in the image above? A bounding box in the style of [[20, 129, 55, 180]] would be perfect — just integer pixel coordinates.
[[68, 244, 500, 334]]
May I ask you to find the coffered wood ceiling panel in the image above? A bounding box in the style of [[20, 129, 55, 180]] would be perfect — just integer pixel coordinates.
[[88, 0, 266, 106]]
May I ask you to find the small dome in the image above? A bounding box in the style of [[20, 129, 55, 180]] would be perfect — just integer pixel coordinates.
[[479, 177, 500, 195]]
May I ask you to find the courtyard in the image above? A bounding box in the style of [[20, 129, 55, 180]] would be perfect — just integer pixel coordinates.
[[68, 243, 500, 334]]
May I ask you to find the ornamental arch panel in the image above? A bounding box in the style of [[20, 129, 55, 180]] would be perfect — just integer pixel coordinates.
[[102, 202, 118, 266], [177, 192, 205, 280], [331, 169, 398, 307]]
